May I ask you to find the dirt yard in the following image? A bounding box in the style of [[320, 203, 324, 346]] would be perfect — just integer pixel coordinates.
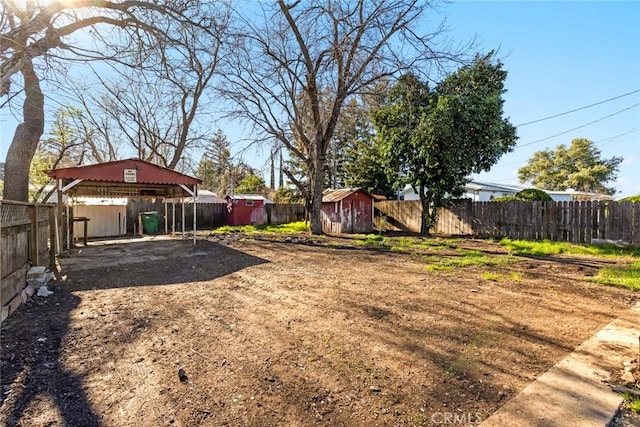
[[1, 234, 638, 426]]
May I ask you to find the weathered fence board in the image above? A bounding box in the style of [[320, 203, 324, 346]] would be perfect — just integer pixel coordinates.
[[374, 200, 422, 233], [169, 203, 228, 230], [128, 199, 305, 232], [634, 203, 640, 246], [127, 199, 227, 232], [1, 201, 57, 323], [375, 199, 639, 246], [265, 204, 306, 225]]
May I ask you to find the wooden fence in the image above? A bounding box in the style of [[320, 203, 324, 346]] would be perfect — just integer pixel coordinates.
[[375, 199, 640, 246], [127, 199, 228, 232], [127, 200, 306, 231], [375, 200, 423, 233], [265, 203, 306, 225], [1, 201, 57, 323]]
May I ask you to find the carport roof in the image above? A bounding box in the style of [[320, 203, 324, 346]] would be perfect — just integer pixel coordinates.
[[47, 158, 201, 198]]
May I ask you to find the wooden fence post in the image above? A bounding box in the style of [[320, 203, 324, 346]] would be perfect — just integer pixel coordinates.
[[28, 204, 40, 265], [49, 206, 57, 270]]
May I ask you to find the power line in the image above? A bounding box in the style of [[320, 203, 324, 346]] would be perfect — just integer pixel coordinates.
[[516, 89, 640, 127], [517, 102, 640, 149], [593, 127, 640, 144]]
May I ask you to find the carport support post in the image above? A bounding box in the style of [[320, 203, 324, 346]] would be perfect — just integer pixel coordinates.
[[181, 196, 185, 236], [57, 178, 65, 251], [164, 199, 168, 234], [193, 185, 197, 245], [172, 201, 176, 234], [66, 203, 71, 250], [49, 206, 57, 268]]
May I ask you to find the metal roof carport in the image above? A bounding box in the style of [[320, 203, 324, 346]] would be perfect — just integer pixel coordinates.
[[47, 158, 201, 248]]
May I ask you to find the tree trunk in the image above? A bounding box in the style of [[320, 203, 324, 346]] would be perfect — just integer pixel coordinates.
[[3, 61, 45, 202], [309, 146, 326, 235], [419, 190, 432, 236]]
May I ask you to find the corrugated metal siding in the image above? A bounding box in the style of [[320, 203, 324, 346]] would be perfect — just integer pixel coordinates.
[[322, 188, 360, 202]]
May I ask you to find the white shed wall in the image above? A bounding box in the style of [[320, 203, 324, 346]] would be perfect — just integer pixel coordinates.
[[73, 205, 127, 238]]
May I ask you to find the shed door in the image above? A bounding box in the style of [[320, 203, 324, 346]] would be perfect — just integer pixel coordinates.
[[342, 200, 354, 234], [353, 199, 372, 233]]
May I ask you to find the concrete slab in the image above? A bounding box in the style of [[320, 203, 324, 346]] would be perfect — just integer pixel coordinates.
[[482, 302, 640, 427]]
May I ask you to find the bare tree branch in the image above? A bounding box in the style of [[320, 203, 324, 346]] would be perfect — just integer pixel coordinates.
[[220, 0, 472, 234], [1, 0, 225, 201]]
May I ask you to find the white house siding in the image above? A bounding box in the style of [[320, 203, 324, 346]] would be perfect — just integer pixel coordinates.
[[463, 190, 516, 202], [403, 183, 601, 202]]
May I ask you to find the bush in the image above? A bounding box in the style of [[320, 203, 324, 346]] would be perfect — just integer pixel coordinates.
[[491, 195, 520, 202], [620, 195, 640, 203], [491, 189, 552, 202], [515, 188, 553, 201]]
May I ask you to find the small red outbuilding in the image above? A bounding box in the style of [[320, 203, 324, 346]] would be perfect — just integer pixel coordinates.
[[321, 188, 374, 234], [225, 194, 272, 226]]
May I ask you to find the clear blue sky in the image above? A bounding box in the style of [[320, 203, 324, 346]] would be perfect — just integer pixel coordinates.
[[1, 1, 639, 198], [445, 0, 640, 197]]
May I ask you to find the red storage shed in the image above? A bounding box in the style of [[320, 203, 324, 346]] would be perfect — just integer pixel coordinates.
[[321, 188, 374, 234], [225, 194, 271, 226]]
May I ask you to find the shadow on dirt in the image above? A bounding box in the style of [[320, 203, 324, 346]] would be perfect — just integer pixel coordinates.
[[0, 285, 101, 426], [60, 238, 269, 291], [1, 238, 268, 425]]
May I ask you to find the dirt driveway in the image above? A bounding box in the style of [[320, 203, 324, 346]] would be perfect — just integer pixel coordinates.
[[1, 234, 637, 426]]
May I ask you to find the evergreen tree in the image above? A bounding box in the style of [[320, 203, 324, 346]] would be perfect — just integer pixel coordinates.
[[197, 129, 232, 195], [337, 98, 396, 197]]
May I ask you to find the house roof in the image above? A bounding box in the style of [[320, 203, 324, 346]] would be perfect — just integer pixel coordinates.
[[47, 158, 200, 198], [226, 194, 274, 204], [464, 181, 523, 193], [188, 189, 227, 204], [465, 182, 613, 200], [322, 188, 371, 202]]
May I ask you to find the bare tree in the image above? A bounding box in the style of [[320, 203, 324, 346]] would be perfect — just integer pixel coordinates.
[[69, 7, 229, 172], [1, 0, 221, 201], [220, 0, 467, 234]]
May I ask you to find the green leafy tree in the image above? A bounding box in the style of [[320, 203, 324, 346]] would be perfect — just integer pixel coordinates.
[[235, 174, 267, 195], [29, 106, 95, 202], [491, 195, 520, 202], [517, 138, 622, 195], [28, 151, 54, 202], [272, 186, 304, 203], [285, 94, 396, 199], [337, 98, 396, 197], [373, 53, 517, 234]]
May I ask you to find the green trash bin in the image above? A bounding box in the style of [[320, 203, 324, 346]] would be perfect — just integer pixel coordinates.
[[140, 211, 159, 234]]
